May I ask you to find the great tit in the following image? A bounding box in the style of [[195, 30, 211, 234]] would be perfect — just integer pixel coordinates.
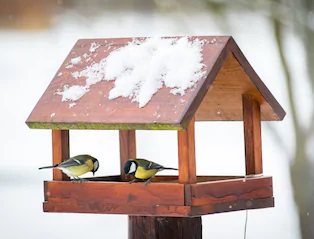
[[124, 158, 177, 184], [39, 154, 99, 180]]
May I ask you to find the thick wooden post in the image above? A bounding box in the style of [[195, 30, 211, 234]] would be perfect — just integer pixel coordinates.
[[242, 94, 263, 175], [129, 216, 202, 239], [119, 130, 136, 180], [177, 117, 197, 184], [52, 130, 70, 181]]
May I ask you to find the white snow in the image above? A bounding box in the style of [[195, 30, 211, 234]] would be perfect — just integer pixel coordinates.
[[105, 37, 206, 107], [71, 71, 80, 79], [60, 37, 206, 107], [56, 85, 89, 101], [70, 56, 81, 65], [69, 102, 76, 108], [89, 42, 101, 52]]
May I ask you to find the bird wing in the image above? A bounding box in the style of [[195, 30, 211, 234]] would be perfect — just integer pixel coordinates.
[[136, 159, 164, 170], [57, 157, 85, 168]]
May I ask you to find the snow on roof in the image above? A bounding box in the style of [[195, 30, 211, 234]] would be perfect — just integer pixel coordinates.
[[58, 37, 207, 108]]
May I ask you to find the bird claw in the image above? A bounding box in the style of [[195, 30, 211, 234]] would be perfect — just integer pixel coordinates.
[[129, 178, 138, 184], [71, 177, 88, 183], [144, 179, 152, 185]]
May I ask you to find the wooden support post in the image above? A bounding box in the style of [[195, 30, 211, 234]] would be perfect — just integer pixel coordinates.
[[129, 216, 202, 239], [242, 94, 263, 175], [119, 130, 136, 181], [177, 117, 197, 184], [52, 130, 70, 181]]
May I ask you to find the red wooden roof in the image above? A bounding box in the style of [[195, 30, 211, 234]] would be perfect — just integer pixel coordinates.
[[26, 36, 285, 130]]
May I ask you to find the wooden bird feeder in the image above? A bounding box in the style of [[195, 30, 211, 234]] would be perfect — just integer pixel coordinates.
[[26, 36, 285, 238]]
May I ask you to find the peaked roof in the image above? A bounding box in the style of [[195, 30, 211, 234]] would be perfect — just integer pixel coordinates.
[[26, 36, 285, 130]]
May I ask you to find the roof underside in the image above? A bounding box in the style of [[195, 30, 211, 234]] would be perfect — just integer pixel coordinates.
[[26, 36, 285, 130]]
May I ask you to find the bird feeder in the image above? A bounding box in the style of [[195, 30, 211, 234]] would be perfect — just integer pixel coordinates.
[[26, 36, 285, 238]]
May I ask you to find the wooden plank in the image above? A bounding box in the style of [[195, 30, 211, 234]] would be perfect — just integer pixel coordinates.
[[43, 197, 274, 216], [129, 216, 202, 239], [242, 94, 263, 175], [43, 202, 191, 217], [191, 176, 272, 206], [52, 130, 69, 181], [119, 130, 136, 181], [190, 197, 274, 216], [177, 117, 197, 184], [45, 181, 184, 206]]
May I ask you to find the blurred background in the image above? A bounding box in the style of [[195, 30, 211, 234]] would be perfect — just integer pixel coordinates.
[[0, 0, 313, 238]]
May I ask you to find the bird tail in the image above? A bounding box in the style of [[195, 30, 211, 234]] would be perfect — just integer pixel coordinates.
[[38, 165, 57, 170], [163, 167, 178, 171]]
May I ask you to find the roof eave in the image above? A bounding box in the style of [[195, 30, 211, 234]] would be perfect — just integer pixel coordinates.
[[26, 121, 185, 130], [227, 37, 286, 120]]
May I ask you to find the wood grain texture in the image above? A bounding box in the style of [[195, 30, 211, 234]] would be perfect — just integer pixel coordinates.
[[26, 36, 285, 130], [119, 130, 136, 181], [42, 176, 274, 216], [43, 198, 273, 216], [242, 94, 263, 175], [52, 130, 69, 181], [195, 52, 265, 121], [45, 181, 184, 206], [190, 176, 272, 206], [178, 117, 197, 184], [43, 202, 191, 217], [129, 216, 202, 239], [190, 197, 274, 216]]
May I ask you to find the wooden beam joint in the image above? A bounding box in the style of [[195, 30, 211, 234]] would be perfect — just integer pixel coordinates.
[[178, 117, 197, 184]]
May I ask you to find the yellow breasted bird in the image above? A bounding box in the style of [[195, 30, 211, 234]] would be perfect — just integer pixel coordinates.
[[39, 154, 99, 180], [124, 158, 177, 184]]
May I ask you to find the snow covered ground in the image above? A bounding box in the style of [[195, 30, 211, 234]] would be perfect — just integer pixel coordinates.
[[0, 3, 302, 239]]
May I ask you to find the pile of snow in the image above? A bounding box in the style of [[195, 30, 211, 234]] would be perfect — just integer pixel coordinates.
[[57, 37, 206, 108]]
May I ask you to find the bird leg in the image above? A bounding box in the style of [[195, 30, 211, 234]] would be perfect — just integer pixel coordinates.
[[129, 178, 139, 184], [71, 177, 88, 183], [144, 177, 154, 185]]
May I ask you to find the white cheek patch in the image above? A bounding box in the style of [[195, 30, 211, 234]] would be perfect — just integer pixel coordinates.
[[129, 162, 136, 173]]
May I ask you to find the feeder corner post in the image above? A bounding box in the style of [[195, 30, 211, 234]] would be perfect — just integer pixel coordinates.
[[242, 94, 263, 175], [51, 129, 70, 181]]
